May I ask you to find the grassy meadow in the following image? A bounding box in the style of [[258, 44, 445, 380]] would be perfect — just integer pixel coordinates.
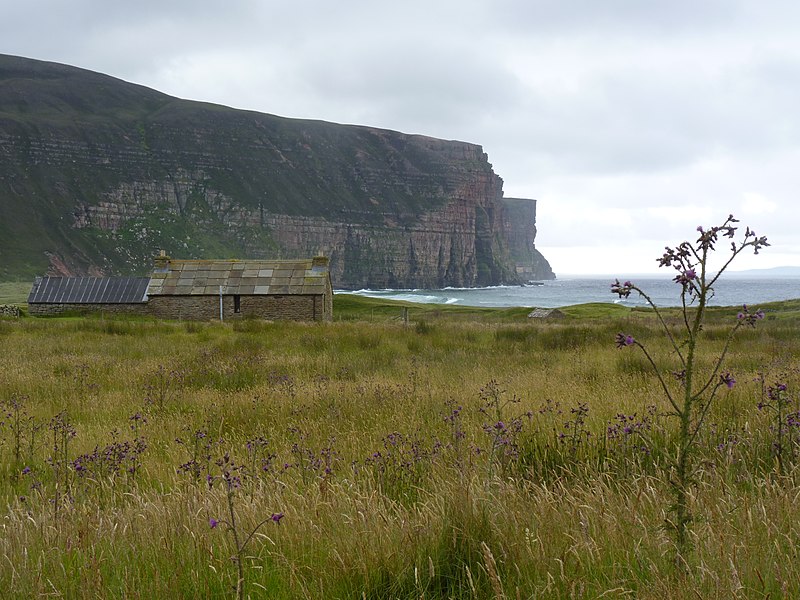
[[1, 294, 800, 598]]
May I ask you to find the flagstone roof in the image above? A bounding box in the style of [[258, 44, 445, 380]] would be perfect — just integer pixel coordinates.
[[146, 258, 330, 296]]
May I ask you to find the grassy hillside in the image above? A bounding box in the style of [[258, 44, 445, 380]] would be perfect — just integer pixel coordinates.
[[1, 299, 799, 597]]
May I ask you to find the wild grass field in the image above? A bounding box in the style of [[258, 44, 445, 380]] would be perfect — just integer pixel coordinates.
[[1, 293, 799, 599]]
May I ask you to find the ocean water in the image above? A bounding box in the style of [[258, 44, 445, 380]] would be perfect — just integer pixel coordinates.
[[339, 277, 800, 309]]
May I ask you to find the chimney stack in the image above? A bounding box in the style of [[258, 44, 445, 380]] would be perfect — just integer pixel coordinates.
[[154, 250, 171, 271]]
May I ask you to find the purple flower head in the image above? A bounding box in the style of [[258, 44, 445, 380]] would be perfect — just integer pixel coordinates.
[[271, 512, 284, 525], [21, 466, 31, 476], [768, 383, 788, 401], [615, 333, 635, 349], [209, 518, 219, 529], [494, 421, 506, 432], [738, 304, 766, 327], [673, 267, 699, 287], [720, 372, 736, 389]]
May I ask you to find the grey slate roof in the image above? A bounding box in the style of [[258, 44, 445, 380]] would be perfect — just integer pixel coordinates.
[[147, 259, 330, 296], [28, 277, 150, 304]]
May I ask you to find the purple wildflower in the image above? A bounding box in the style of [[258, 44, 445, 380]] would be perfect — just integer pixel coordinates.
[[21, 466, 31, 476], [720, 372, 736, 389], [674, 268, 699, 286], [738, 304, 766, 326], [271, 512, 284, 524], [209, 518, 219, 529], [615, 333, 635, 348], [768, 383, 788, 401]]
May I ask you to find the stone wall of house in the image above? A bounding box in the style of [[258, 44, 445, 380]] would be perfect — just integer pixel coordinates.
[[146, 294, 330, 322], [27, 294, 331, 321], [27, 303, 151, 317]]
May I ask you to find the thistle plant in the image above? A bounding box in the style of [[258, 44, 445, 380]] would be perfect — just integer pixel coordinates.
[[287, 426, 339, 487], [365, 430, 437, 505], [143, 364, 184, 410], [558, 402, 591, 456], [72, 413, 148, 493], [477, 380, 530, 479], [757, 379, 799, 475], [611, 215, 768, 562], [1, 394, 43, 478], [47, 411, 77, 519], [176, 425, 218, 484], [207, 450, 283, 600], [442, 398, 467, 471]]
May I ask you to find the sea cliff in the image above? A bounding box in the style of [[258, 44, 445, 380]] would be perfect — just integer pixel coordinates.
[[0, 54, 554, 286]]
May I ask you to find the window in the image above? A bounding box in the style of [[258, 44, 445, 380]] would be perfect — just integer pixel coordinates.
[[234, 295, 241, 313]]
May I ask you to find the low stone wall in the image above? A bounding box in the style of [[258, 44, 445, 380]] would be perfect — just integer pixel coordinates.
[[27, 303, 150, 317], [0, 304, 21, 317]]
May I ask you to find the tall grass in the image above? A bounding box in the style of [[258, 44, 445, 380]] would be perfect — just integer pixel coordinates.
[[0, 307, 798, 598]]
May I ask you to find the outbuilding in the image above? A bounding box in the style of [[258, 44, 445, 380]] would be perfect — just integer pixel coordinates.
[[27, 276, 150, 316]]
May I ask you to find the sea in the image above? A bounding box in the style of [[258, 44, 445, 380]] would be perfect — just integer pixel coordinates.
[[338, 276, 800, 309]]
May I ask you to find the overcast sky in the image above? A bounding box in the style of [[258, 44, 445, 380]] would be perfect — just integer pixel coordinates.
[[3, 0, 799, 275]]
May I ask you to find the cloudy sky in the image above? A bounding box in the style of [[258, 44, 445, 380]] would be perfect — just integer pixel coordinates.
[[3, 0, 799, 275]]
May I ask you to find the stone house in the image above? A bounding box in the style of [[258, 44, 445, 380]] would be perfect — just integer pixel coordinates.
[[147, 255, 333, 321], [27, 255, 333, 322]]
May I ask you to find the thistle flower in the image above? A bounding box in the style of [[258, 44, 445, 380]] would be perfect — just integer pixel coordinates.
[[615, 333, 635, 348], [737, 304, 765, 326], [720, 372, 736, 389], [674, 268, 698, 286], [611, 279, 633, 298]]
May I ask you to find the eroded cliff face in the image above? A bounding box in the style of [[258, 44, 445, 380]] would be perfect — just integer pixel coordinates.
[[0, 53, 554, 286]]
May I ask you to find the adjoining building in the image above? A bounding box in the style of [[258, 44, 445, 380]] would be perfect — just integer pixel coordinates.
[[27, 276, 151, 317], [27, 254, 333, 322]]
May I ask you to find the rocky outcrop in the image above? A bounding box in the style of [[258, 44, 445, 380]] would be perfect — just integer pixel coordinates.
[[0, 53, 554, 287]]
